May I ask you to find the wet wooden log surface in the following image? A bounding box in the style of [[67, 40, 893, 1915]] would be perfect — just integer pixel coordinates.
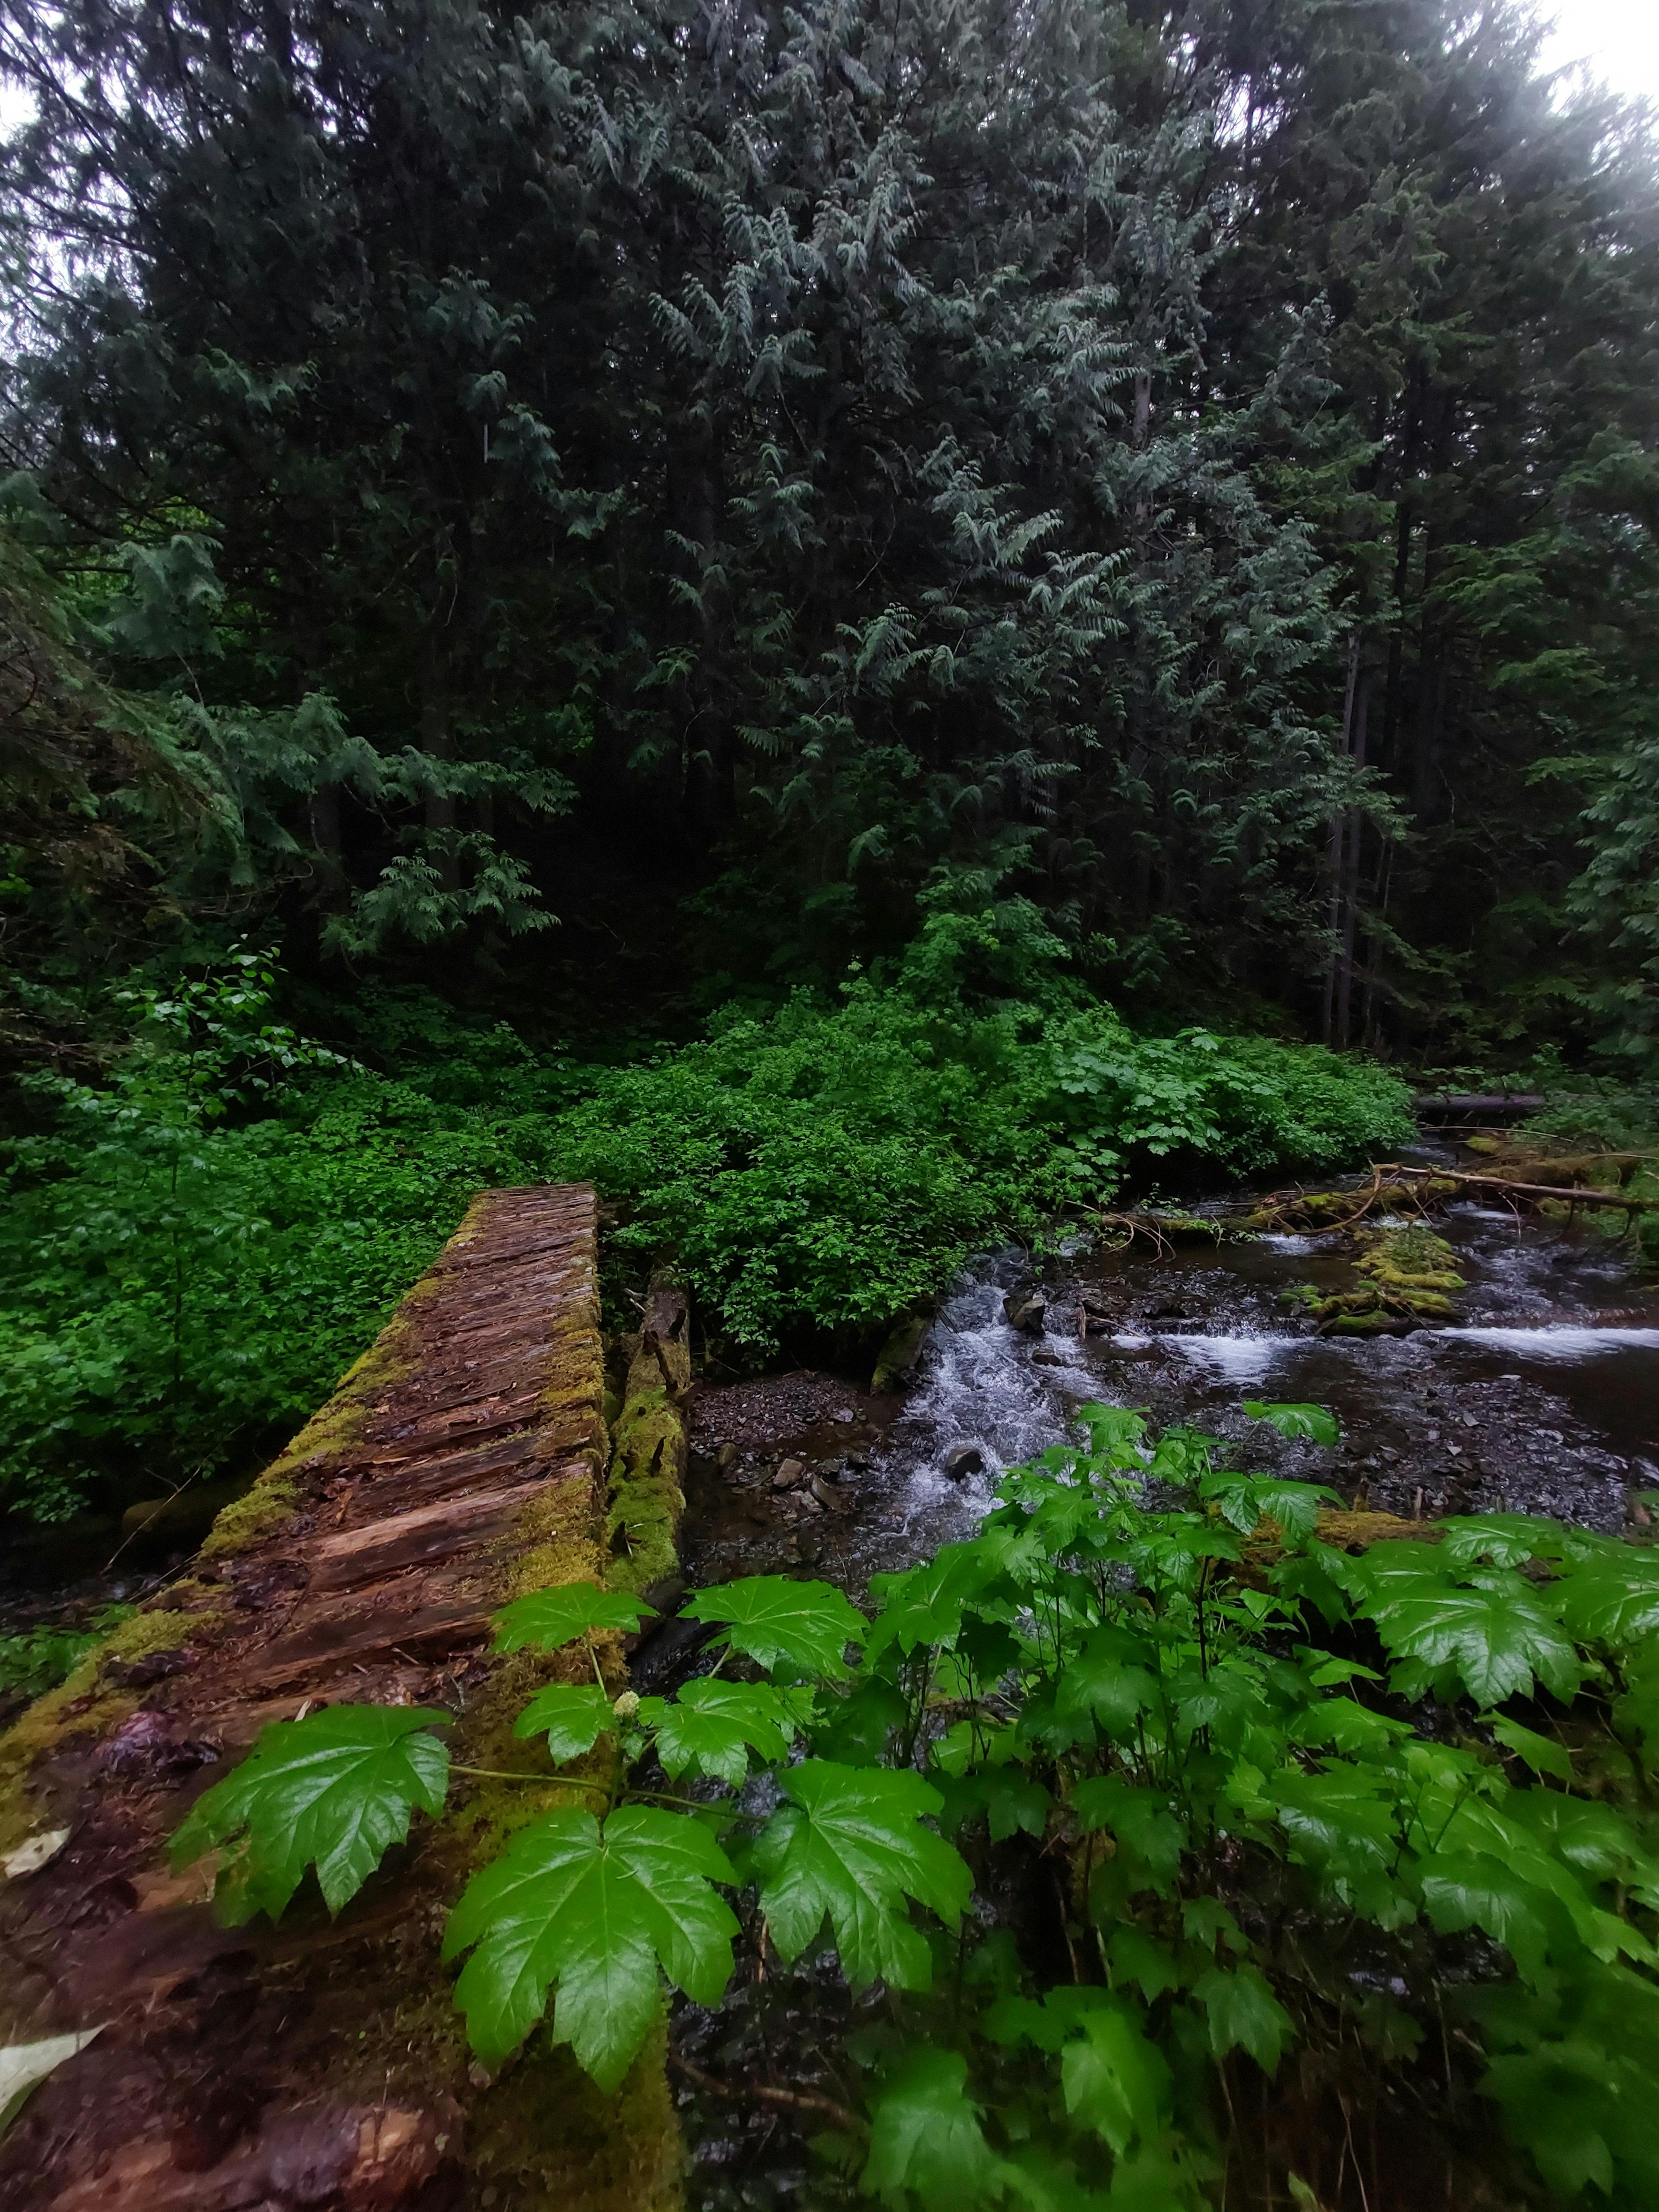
[[0, 1183, 679, 2212]]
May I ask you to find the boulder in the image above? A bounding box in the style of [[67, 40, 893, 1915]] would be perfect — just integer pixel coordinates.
[[943, 1443, 985, 1481]]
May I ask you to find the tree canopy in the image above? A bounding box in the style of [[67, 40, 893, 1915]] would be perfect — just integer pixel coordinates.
[[0, 0, 1653, 1061]]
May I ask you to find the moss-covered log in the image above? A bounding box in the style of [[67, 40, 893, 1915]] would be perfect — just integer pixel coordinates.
[[0, 1183, 683, 2212], [605, 1276, 690, 1606]]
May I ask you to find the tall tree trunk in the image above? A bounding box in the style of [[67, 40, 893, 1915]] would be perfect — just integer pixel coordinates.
[[1335, 669, 1370, 1049], [420, 624, 460, 893], [1323, 628, 1364, 1042]]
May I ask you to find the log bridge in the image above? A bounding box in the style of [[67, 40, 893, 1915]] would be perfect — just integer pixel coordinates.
[[0, 1184, 689, 2212]]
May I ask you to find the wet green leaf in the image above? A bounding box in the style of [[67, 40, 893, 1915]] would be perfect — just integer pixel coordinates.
[[1193, 1964, 1294, 2072], [866, 1543, 999, 1659], [1056, 1627, 1162, 1739], [1357, 1569, 1584, 1707], [863, 2047, 992, 2212], [1556, 1543, 1659, 1649], [1072, 1777, 1186, 1891], [1268, 1767, 1398, 1873], [680, 1576, 866, 1677], [493, 1583, 653, 1653], [1109, 1927, 1182, 2002], [1438, 1514, 1569, 1570], [512, 1682, 615, 1761], [935, 1765, 1053, 1843], [1490, 1716, 1575, 1782], [443, 1804, 738, 2087], [1061, 2004, 1171, 2155], [1243, 1402, 1340, 1447], [753, 1761, 970, 1989], [1419, 1856, 1554, 1982], [170, 1703, 449, 1920], [644, 1678, 809, 1784]]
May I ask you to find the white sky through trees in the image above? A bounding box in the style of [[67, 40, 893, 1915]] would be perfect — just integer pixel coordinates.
[[0, 7, 1653, 148], [1541, 0, 1659, 100]]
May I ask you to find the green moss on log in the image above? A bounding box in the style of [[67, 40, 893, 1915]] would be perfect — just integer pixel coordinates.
[[605, 1387, 685, 1602]]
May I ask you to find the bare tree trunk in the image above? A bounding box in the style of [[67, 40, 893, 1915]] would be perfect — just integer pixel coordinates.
[[1323, 629, 1363, 1043], [420, 625, 460, 893], [1335, 670, 1370, 1048]]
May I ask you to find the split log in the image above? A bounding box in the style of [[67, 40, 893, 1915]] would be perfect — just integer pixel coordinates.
[[0, 1184, 680, 2212]]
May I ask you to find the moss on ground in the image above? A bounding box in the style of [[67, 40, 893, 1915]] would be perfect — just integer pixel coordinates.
[[0, 1602, 221, 1854], [200, 1308, 421, 1557]]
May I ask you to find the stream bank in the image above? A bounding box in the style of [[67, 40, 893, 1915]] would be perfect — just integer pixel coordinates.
[[666, 1140, 1659, 2209]]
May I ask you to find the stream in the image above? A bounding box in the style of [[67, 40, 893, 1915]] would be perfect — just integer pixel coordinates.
[[667, 1139, 1659, 2207]]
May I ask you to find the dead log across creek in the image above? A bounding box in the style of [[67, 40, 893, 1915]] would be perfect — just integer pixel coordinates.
[[0, 1183, 684, 2212]]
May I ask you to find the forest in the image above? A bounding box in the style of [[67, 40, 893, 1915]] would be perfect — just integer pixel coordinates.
[[4, 0, 1659, 2207]]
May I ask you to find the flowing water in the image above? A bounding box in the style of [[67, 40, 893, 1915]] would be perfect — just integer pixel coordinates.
[[667, 1148, 1659, 2205], [681, 1182, 1659, 1610]]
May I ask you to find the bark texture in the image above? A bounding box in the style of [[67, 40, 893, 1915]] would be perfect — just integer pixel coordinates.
[[0, 1183, 682, 2212]]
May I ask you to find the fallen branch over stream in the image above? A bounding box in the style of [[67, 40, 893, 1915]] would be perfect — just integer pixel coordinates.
[[668, 2052, 865, 2134], [1100, 1154, 1659, 1250], [1450, 1170, 1659, 1211]]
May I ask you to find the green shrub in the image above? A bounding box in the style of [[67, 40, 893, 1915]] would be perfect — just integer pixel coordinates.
[[0, 944, 1411, 1518], [547, 982, 1413, 1352], [0, 1606, 134, 1702], [0, 961, 551, 1520], [172, 1401, 1659, 2208]]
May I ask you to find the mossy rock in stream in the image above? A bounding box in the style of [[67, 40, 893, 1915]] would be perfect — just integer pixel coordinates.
[[1294, 1223, 1467, 1336]]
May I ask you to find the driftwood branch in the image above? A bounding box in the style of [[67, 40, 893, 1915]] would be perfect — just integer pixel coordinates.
[[1408, 1166, 1659, 1213], [668, 2052, 864, 2134]]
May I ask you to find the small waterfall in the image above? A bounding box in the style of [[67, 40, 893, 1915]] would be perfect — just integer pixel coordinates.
[[875, 1251, 1098, 1541]]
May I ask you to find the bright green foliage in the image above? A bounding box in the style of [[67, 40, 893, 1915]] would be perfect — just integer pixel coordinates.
[[493, 1584, 653, 1653], [1343, 1543, 1586, 1707], [1059, 2004, 1173, 2156], [169, 1408, 1659, 2206], [1243, 1402, 1341, 1448], [639, 1679, 810, 1786], [1192, 1966, 1296, 2073], [551, 981, 1414, 1352], [169, 1704, 449, 1920], [680, 1576, 868, 1678], [0, 947, 1409, 1519], [862, 2048, 990, 2212], [0, 1606, 133, 1701], [442, 1805, 740, 2089], [1555, 1542, 1659, 1647], [0, 960, 558, 1521], [512, 1684, 617, 1762], [813, 1404, 1659, 2206], [750, 1762, 972, 1990]]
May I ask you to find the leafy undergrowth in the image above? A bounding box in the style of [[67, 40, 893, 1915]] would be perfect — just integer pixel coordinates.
[[0, 1605, 133, 1712], [173, 1402, 1659, 2209], [0, 937, 1409, 1519]]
